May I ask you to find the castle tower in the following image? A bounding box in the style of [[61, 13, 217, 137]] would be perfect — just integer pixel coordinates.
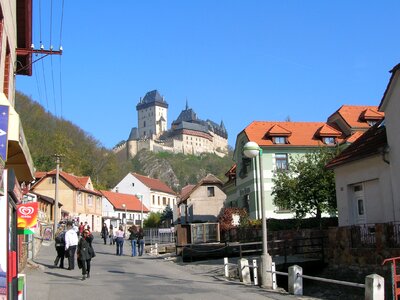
[[136, 90, 168, 139]]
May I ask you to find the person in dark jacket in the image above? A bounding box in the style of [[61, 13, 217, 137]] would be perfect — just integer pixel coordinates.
[[77, 229, 94, 280], [54, 225, 66, 268], [128, 225, 138, 257], [137, 227, 145, 256], [101, 223, 109, 245]]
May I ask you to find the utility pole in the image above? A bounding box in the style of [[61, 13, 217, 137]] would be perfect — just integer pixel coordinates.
[[53, 154, 62, 238]]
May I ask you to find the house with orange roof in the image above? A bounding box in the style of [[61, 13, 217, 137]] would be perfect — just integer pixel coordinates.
[[326, 63, 400, 227], [229, 121, 342, 219], [113, 172, 177, 214], [177, 174, 226, 223], [101, 190, 150, 228], [30, 170, 103, 232]]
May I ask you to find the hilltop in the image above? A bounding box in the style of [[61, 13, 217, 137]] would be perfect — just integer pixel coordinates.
[[14, 92, 234, 191]]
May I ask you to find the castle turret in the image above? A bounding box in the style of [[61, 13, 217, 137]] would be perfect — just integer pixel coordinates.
[[136, 90, 168, 139]]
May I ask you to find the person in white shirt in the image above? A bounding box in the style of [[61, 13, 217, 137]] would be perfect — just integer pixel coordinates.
[[65, 221, 79, 270]]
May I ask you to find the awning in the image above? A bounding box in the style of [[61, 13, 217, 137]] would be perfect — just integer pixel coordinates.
[[0, 93, 35, 182]]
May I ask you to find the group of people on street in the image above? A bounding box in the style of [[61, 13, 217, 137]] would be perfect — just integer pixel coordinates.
[[54, 220, 96, 280], [54, 221, 146, 280], [128, 225, 145, 257]]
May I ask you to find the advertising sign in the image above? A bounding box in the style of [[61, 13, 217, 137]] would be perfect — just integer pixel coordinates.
[[17, 202, 38, 229]]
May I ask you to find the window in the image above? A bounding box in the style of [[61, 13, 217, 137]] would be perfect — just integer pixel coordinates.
[[323, 137, 335, 145], [207, 187, 215, 197], [158, 196, 160, 205], [51, 177, 56, 184], [77, 192, 82, 205], [357, 199, 364, 215], [152, 195, 155, 205], [354, 185, 363, 192], [275, 154, 288, 170], [143, 121, 146, 127], [367, 120, 377, 126], [273, 137, 286, 144], [88, 195, 93, 206], [163, 197, 167, 205]]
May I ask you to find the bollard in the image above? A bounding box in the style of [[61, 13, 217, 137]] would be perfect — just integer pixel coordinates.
[[271, 262, 277, 290], [252, 259, 258, 286], [288, 265, 303, 296], [365, 274, 384, 300], [155, 243, 158, 256], [224, 257, 229, 278], [238, 258, 251, 284]]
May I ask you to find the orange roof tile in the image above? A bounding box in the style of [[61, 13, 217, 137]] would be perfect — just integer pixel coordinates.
[[329, 105, 384, 129], [77, 176, 90, 187], [180, 184, 196, 199], [34, 170, 102, 196], [101, 190, 149, 212], [265, 124, 292, 137], [317, 124, 342, 137], [131, 173, 176, 195], [345, 131, 364, 143], [244, 121, 342, 147]]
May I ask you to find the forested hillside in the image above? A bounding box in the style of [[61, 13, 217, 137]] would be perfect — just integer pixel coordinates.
[[15, 92, 234, 191]]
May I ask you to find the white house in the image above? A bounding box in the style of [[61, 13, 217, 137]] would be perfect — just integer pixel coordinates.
[[101, 190, 149, 228], [113, 172, 177, 213], [326, 63, 400, 226]]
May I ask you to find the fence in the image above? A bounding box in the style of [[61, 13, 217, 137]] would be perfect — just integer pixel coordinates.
[[223, 257, 384, 298], [144, 228, 175, 245]]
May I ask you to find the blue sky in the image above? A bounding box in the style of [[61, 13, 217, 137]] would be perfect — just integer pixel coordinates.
[[16, 1, 400, 149]]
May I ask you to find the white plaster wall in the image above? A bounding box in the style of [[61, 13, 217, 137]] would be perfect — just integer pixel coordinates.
[[113, 173, 151, 209], [333, 155, 392, 226], [381, 73, 400, 222]]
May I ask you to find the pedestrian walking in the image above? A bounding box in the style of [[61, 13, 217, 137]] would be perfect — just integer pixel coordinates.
[[128, 225, 138, 257], [79, 222, 84, 236], [101, 223, 109, 245], [115, 225, 125, 256], [137, 227, 145, 256], [77, 229, 95, 280], [54, 225, 66, 268], [109, 224, 115, 245], [65, 221, 79, 270]]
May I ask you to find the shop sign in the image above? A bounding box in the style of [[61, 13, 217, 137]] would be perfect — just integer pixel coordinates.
[[17, 202, 38, 230], [0, 105, 8, 162]]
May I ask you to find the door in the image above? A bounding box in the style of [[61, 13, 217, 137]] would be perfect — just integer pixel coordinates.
[[353, 184, 366, 225]]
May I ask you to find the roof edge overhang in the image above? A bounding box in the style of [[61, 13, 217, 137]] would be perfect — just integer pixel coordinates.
[[1, 93, 34, 182]]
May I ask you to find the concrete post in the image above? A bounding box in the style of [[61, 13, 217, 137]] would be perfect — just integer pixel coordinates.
[[288, 265, 303, 296], [238, 258, 251, 284], [252, 259, 258, 286], [224, 257, 229, 278], [365, 274, 384, 300], [271, 262, 277, 290]]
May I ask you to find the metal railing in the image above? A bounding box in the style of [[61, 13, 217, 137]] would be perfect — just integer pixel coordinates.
[[222, 257, 383, 297], [144, 228, 175, 245]]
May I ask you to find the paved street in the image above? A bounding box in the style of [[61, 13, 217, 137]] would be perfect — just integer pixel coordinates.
[[24, 235, 310, 300]]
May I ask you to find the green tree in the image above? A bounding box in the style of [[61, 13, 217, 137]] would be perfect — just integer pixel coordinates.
[[143, 212, 162, 228], [160, 205, 173, 227], [271, 148, 337, 227]]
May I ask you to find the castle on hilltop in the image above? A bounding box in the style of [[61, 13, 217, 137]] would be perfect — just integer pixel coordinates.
[[113, 90, 228, 160]]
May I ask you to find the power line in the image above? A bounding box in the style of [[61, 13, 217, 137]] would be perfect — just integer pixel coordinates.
[[50, 55, 57, 116]]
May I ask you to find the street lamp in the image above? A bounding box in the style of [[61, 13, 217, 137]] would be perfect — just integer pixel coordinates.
[[243, 141, 273, 288], [122, 203, 127, 235], [136, 194, 144, 228]]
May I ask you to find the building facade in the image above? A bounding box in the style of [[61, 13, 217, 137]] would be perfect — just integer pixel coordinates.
[[31, 170, 103, 232], [226, 105, 384, 220], [113, 172, 177, 213], [113, 90, 228, 160]]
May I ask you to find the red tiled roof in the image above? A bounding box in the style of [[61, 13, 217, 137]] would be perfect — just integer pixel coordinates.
[[179, 174, 223, 203], [77, 176, 90, 187], [35, 171, 47, 180], [180, 184, 196, 200], [317, 124, 342, 137], [326, 122, 387, 169], [244, 121, 343, 147], [265, 124, 292, 137], [100, 190, 149, 212], [33, 170, 102, 196], [131, 173, 176, 195], [345, 131, 364, 143], [328, 105, 384, 129]]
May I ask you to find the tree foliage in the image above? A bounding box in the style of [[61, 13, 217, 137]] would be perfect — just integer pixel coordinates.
[[218, 207, 248, 232], [143, 212, 162, 228], [271, 148, 337, 225]]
